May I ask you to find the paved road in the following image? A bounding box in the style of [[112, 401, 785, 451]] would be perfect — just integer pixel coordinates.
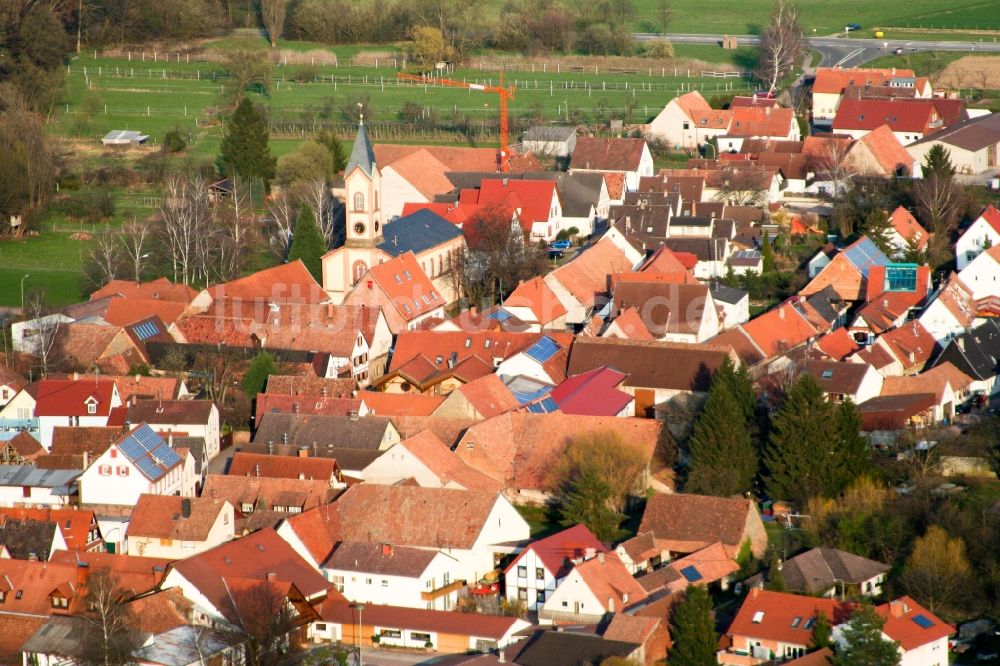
[[635, 32, 999, 68]]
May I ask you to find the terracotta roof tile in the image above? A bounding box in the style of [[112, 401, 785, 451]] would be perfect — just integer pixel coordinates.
[[571, 550, 648, 612], [228, 452, 339, 481], [126, 494, 230, 541], [456, 413, 663, 491], [812, 67, 915, 95], [666, 541, 740, 589], [92, 278, 196, 303], [504, 277, 568, 323], [254, 394, 362, 425], [201, 475, 335, 514], [727, 589, 844, 647], [727, 106, 796, 138], [505, 524, 605, 579], [549, 366, 633, 416], [548, 237, 635, 308], [365, 252, 442, 322], [324, 540, 438, 577], [877, 321, 938, 369], [876, 596, 954, 650], [6, 432, 43, 460], [570, 137, 647, 172], [453, 374, 520, 419], [388, 430, 504, 493], [357, 391, 444, 417], [264, 375, 356, 398], [35, 379, 118, 417], [815, 328, 861, 361], [638, 493, 758, 555], [833, 98, 946, 134], [319, 597, 526, 638], [569, 337, 735, 391], [855, 126, 916, 176], [207, 260, 326, 305]]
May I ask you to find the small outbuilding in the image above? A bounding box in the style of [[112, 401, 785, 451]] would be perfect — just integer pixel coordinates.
[[101, 130, 149, 146]]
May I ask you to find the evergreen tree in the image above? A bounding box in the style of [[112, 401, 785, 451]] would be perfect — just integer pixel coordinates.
[[668, 586, 718, 666], [862, 209, 895, 256], [764, 551, 786, 591], [242, 351, 278, 398], [686, 359, 758, 497], [317, 128, 348, 173], [832, 605, 900, 666], [922, 144, 956, 180], [761, 231, 777, 273], [810, 611, 832, 650], [558, 466, 624, 542], [834, 399, 870, 492], [763, 373, 841, 503], [218, 98, 277, 189], [288, 206, 326, 282]]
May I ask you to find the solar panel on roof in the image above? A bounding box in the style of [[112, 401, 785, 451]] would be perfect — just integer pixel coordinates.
[[539, 397, 558, 412], [843, 238, 889, 278], [135, 456, 164, 480], [680, 565, 703, 582], [132, 321, 160, 340], [525, 336, 560, 363], [117, 436, 145, 463], [912, 614, 934, 629]]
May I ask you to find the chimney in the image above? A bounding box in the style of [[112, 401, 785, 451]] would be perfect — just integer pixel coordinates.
[[498, 648, 506, 663], [321, 385, 328, 398], [298, 446, 309, 458], [73, 372, 80, 381], [382, 543, 394, 558], [82, 451, 89, 469], [265, 572, 277, 582], [778, 307, 785, 320], [254, 464, 260, 477], [282, 433, 289, 445], [181, 498, 192, 519], [76, 561, 89, 585], [327, 303, 334, 319], [598, 552, 605, 565], [584, 547, 596, 561], [889, 599, 908, 617], [293, 402, 300, 414]]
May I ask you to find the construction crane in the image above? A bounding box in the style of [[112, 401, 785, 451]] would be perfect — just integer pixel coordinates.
[[396, 71, 516, 172]]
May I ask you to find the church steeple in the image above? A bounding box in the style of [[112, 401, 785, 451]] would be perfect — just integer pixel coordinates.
[[346, 116, 377, 179], [344, 119, 382, 248]]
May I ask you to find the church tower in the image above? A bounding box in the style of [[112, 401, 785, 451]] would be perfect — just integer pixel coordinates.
[[344, 118, 383, 249]]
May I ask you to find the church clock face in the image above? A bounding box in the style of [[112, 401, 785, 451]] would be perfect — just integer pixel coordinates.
[[354, 222, 366, 236]]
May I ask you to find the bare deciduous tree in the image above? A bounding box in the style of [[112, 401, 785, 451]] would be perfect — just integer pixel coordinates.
[[714, 165, 770, 206], [259, 0, 287, 47], [86, 228, 122, 289], [159, 174, 212, 286], [266, 191, 295, 259], [756, 0, 806, 94], [119, 218, 151, 283], [78, 571, 142, 666], [22, 288, 62, 377], [914, 173, 962, 237], [220, 41, 273, 103], [213, 177, 258, 282], [292, 179, 336, 246]]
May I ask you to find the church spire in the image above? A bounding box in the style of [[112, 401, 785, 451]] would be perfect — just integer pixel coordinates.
[[346, 118, 377, 178]]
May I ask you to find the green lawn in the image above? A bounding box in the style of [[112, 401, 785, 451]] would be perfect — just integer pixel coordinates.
[[632, 0, 1000, 34], [864, 50, 967, 75]]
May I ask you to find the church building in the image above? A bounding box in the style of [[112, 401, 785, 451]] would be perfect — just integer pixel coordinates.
[[322, 121, 466, 305]]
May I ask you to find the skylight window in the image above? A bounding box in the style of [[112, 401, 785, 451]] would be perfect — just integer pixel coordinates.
[[791, 617, 801, 628], [821, 370, 833, 379], [752, 611, 765, 624]]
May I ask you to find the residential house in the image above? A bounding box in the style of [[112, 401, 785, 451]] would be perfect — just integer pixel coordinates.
[[844, 125, 916, 178], [431, 374, 520, 420], [539, 551, 647, 623], [161, 527, 330, 640], [567, 337, 738, 416], [314, 598, 531, 653], [609, 280, 720, 343], [858, 393, 940, 432], [502, 276, 569, 331], [494, 334, 572, 385], [503, 524, 606, 612], [832, 98, 963, 145], [200, 474, 336, 531], [885, 207, 931, 257], [849, 264, 932, 343], [928, 319, 1000, 395], [807, 244, 838, 278], [0, 507, 102, 552], [126, 495, 235, 558], [33, 378, 123, 450], [772, 547, 889, 598], [544, 236, 643, 325], [956, 206, 1000, 271], [356, 392, 445, 417], [0, 519, 66, 560], [456, 177, 564, 242], [545, 366, 635, 417], [907, 112, 1000, 177], [648, 91, 733, 149], [879, 363, 968, 423], [711, 283, 751, 328], [716, 105, 801, 153], [360, 430, 503, 492], [34, 425, 123, 472], [0, 466, 80, 507], [802, 360, 884, 404], [253, 413, 400, 454], [635, 492, 768, 560], [0, 432, 43, 464], [918, 273, 977, 343], [802, 237, 890, 302], [569, 137, 654, 192], [227, 451, 343, 485], [264, 375, 356, 398], [0, 367, 26, 408], [850, 320, 938, 377], [188, 259, 328, 313], [342, 251, 446, 334], [810, 67, 919, 124], [126, 400, 220, 460], [78, 424, 191, 506], [959, 246, 1000, 304], [503, 628, 645, 666], [455, 413, 668, 504], [253, 393, 367, 428]]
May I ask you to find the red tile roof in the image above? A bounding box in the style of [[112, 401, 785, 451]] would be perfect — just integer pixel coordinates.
[[401, 201, 472, 225], [877, 596, 954, 650], [833, 98, 942, 134], [357, 391, 445, 417], [812, 67, 915, 95], [0, 560, 85, 616], [0, 507, 98, 551], [570, 137, 647, 172], [604, 173, 626, 200], [264, 375, 356, 398], [727, 106, 796, 138], [254, 393, 363, 425], [465, 178, 559, 227], [126, 494, 230, 541], [34, 379, 118, 417], [975, 204, 1000, 235], [504, 277, 568, 323], [390, 430, 505, 493], [727, 589, 844, 647], [452, 374, 520, 419], [201, 475, 336, 514], [548, 236, 635, 307], [855, 126, 916, 176], [374, 143, 541, 174], [389, 330, 539, 374], [815, 328, 861, 361], [456, 413, 665, 492], [91, 278, 196, 303], [572, 550, 648, 611], [738, 302, 818, 358], [366, 252, 443, 322], [319, 598, 526, 639], [638, 493, 758, 556], [549, 366, 633, 416], [207, 260, 326, 305], [504, 524, 606, 579], [228, 452, 339, 481], [101, 298, 188, 327], [888, 206, 930, 250], [877, 321, 938, 370]]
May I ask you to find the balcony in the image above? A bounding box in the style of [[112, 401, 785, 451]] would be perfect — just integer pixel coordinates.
[[421, 579, 465, 601]]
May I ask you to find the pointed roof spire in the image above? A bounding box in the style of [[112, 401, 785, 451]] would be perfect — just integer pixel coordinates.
[[346, 118, 377, 178]]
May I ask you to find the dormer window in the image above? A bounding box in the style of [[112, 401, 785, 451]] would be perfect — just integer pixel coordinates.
[[0, 590, 6, 603], [51, 594, 69, 609], [85, 397, 98, 415]]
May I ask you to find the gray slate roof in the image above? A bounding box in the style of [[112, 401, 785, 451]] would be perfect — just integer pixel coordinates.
[[324, 540, 438, 576], [524, 125, 577, 142], [378, 209, 463, 257], [931, 318, 1000, 380], [253, 413, 394, 451], [781, 547, 889, 595], [709, 283, 749, 305], [346, 121, 377, 177]]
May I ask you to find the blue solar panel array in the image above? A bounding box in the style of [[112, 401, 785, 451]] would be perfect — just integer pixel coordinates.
[[526, 397, 559, 413], [524, 336, 560, 363], [680, 565, 703, 583], [131, 320, 161, 340], [912, 614, 934, 629], [117, 424, 182, 481], [510, 386, 551, 405], [842, 238, 889, 278], [486, 309, 513, 322]]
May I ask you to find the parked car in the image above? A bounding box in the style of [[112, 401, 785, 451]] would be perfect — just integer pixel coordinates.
[[549, 239, 572, 250], [894, 47, 904, 55], [845, 23, 861, 31]]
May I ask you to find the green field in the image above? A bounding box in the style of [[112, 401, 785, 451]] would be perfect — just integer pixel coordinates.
[[633, 0, 1000, 34]]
